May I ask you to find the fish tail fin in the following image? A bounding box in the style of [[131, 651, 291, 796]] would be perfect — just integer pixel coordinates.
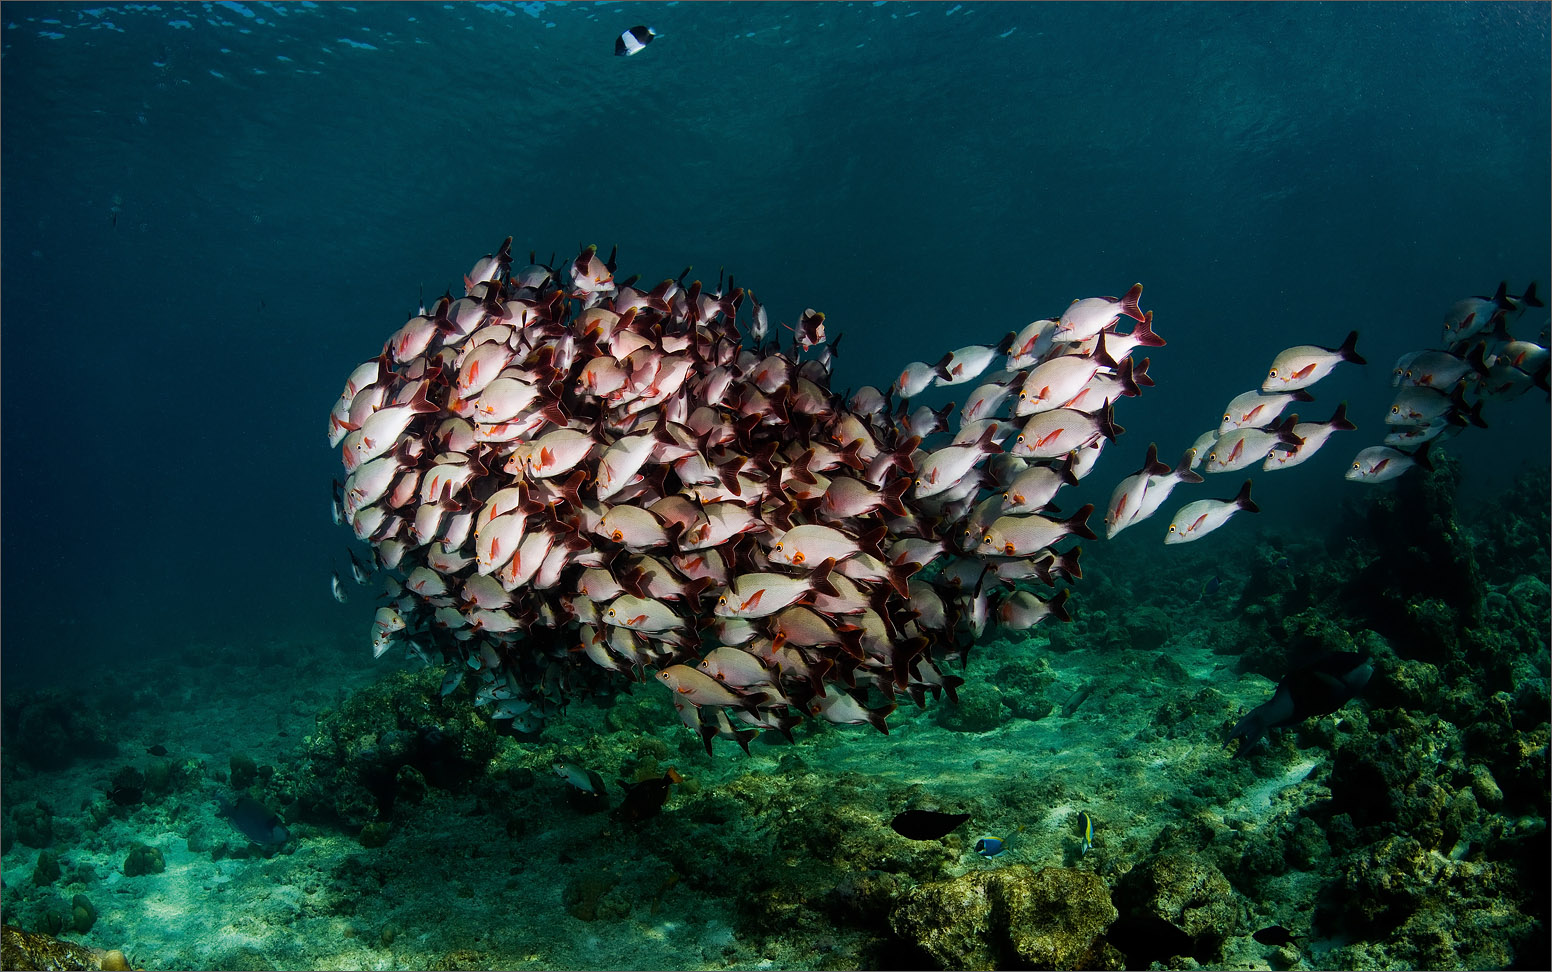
[[858, 524, 889, 564], [891, 637, 928, 689], [1143, 442, 1172, 478], [1098, 402, 1125, 441], [995, 330, 1017, 356], [866, 703, 896, 735], [880, 477, 910, 516], [809, 557, 839, 599], [1093, 330, 1120, 370], [1049, 588, 1073, 623], [942, 674, 965, 705], [1491, 280, 1511, 309], [1233, 479, 1259, 514], [1338, 329, 1365, 365], [791, 448, 817, 485], [1520, 280, 1543, 308], [1057, 452, 1081, 486], [1131, 309, 1165, 347], [1066, 503, 1099, 541], [1274, 415, 1305, 446], [1328, 401, 1357, 431], [1118, 283, 1145, 322], [731, 726, 757, 755], [1410, 440, 1435, 471], [1533, 360, 1550, 395], [1466, 341, 1492, 379], [1174, 450, 1205, 484], [931, 352, 955, 382], [1057, 545, 1083, 582], [1116, 357, 1143, 397]]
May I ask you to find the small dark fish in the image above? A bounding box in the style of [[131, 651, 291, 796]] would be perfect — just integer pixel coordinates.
[[108, 784, 143, 807], [1199, 575, 1221, 599], [1274, 556, 1291, 569], [614, 767, 682, 824], [146, 745, 169, 757], [890, 809, 970, 841], [1252, 925, 1299, 947], [615, 24, 655, 56]]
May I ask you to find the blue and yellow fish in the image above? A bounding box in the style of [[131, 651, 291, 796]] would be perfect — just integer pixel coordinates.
[[974, 824, 1023, 857], [1077, 811, 1094, 857]]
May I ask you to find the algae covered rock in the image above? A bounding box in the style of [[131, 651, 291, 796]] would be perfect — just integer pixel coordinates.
[[292, 669, 501, 829], [0, 924, 119, 971], [122, 843, 165, 877], [0, 691, 119, 770], [10, 803, 55, 848], [889, 865, 1120, 970], [1111, 852, 1241, 965], [32, 850, 62, 886]]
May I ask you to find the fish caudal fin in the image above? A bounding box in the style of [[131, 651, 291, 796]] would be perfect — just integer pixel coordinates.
[[1233, 479, 1259, 514], [1049, 588, 1072, 623], [867, 703, 896, 735], [1174, 450, 1205, 484], [1098, 402, 1125, 441], [1131, 309, 1165, 347], [1337, 330, 1366, 365], [1118, 283, 1145, 322], [1328, 401, 1357, 432], [1065, 504, 1099, 541]]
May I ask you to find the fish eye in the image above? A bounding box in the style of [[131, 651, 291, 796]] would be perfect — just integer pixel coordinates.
[[1168, 524, 1176, 533], [1390, 405, 1400, 414], [1208, 451, 1217, 462], [1222, 413, 1231, 422], [1352, 461, 1361, 469], [1268, 369, 1277, 378]]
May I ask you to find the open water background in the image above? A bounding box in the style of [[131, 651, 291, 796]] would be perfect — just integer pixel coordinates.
[[2, 1, 1547, 686]]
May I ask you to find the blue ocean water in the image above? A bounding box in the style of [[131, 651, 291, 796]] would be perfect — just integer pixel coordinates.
[[1, 1, 1547, 680], [6, 1, 1545, 680], [0, 5, 1548, 968]]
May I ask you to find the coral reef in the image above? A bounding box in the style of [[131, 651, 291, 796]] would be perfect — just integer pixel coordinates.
[[287, 669, 501, 831], [890, 866, 1122, 970], [0, 694, 118, 771]]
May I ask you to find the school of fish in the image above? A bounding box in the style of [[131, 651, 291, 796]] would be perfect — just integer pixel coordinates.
[[326, 241, 1177, 746], [329, 241, 1545, 749], [1141, 280, 1547, 545]]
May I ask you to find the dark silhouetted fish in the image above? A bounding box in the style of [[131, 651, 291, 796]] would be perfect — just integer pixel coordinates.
[[1253, 925, 1299, 948], [219, 794, 290, 848], [1228, 652, 1373, 758], [890, 809, 970, 841]]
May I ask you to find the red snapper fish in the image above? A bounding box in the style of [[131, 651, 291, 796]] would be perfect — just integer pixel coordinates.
[[1049, 283, 1144, 343], [1218, 389, 1312, 435], [1346, 444, 1431, 483], [1263, 403, 1356, 471], [1204, 419, 1302, 474], [1010, 404, 1122, 459], [1261, 331, 1364, 392], [1104, 443, 1173, 539], [1164, 480, 1259, 544], [714, 561, 838, 619]]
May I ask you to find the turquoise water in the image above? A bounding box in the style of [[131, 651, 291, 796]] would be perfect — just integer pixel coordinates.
[[1, 3, 1548, 970], [1, 1, 1547, 671]]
